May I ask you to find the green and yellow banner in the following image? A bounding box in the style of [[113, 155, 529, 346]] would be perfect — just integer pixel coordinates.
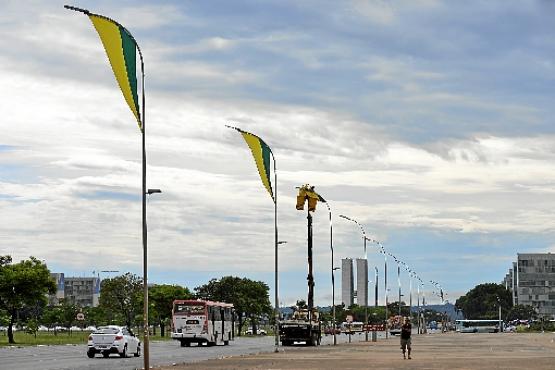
[[88, 14, 142, 130], [229, 127, 275, 203]]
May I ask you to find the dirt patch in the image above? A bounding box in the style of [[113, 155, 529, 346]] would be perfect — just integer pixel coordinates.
[[158, 332, 555, 370]]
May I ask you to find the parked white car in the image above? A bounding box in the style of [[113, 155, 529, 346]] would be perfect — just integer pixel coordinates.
[[245, 328, 267, 335], [87, 325, 140, 358]]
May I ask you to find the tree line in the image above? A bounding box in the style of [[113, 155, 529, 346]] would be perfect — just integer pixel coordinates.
[[455, 282, 537, 322], [0, 256, 271, 344]]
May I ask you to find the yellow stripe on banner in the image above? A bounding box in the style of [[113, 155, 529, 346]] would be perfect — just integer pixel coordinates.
[[89, 15, 141, 126], [241, 132, 273, 199]]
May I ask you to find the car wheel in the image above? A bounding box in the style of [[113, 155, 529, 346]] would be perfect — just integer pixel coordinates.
[[120, 344, 127, 358], [87, 350, 95, 358], [224, 340, 229, 345], [102, 351, 109, 358], [134, 344, 141, 357]]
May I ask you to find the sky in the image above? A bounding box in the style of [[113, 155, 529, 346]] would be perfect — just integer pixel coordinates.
[[1, 0, 555, 307]]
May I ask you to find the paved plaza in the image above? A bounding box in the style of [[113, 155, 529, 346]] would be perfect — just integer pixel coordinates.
[[161, 332, 555, 370]]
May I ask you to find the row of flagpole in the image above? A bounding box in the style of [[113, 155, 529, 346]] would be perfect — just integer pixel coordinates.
[[63, 6, 446, 367]]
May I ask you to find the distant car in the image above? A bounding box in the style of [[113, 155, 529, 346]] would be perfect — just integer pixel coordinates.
[[245, 328, 267, 335], [87, 325, 141, 358]]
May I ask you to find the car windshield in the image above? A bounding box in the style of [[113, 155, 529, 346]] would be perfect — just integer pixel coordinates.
[[94, 327, 119, 334]]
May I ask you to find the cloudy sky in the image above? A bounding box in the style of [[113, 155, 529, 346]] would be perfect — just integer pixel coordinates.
[[1, 0, 555, 307]]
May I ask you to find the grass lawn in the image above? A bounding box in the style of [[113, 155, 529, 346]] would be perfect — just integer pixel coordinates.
[[0, 331, 89, 346], [0, 330, 172, 347]]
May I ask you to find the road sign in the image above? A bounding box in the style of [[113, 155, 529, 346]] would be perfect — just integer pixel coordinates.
[[76, 313, 85, 321]]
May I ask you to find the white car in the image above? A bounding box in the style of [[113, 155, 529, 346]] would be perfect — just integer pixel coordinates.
[[87, 325, 141, 358], [245, 328, 267, 335]]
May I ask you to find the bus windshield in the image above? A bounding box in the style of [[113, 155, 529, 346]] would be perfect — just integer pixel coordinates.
[[174, 303, 206, 315]]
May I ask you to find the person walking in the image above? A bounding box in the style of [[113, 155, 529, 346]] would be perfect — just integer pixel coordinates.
[[400, 317, 412, 359]]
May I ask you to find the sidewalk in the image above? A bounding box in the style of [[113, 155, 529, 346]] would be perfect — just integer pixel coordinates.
[[159, 332, 555, 370]]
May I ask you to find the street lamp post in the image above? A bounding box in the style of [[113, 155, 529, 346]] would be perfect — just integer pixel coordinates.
[[496, 296, 502, 333], [372, 266, 378, 342], [322, 202, 338, 346], [144, 188, 161, 367], [365, 238, 388, 338], [64, 6, 151, 369], [339, 215, 369, 341], [276, 240, 287, 340], [389, 253, 402, 317], [332, 267, 340, 345]]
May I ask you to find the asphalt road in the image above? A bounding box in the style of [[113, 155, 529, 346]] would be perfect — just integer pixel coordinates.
[[0, 332, 386, 370]]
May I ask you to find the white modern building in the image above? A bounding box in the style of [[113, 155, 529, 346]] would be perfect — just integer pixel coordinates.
[[505, 253, 555, 318], [341, 258, 354, 307], [64, 277, 101, 307], [356, 258, 368, 307]]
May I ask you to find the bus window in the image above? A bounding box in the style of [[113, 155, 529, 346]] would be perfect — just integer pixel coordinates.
[[174, 303, 205, 315], [212, 307, 221, 321], [224, 308, 232, 321]]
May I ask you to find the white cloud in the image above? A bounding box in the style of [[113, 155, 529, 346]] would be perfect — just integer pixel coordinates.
[[1, 0, 555, 304]]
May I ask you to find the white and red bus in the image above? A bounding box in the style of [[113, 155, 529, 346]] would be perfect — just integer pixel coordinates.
[[171, 299, 235, 347]]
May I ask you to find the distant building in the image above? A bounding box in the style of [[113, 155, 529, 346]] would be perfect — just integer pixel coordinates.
[[341, 258, 354, 307], [356, 258, 368, 307], [48, 273, 65, 305], [507, 253, 555, 318], [64, 277, 101, 307]]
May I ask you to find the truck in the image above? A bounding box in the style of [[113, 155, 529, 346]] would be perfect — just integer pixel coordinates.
[[279, 308, 321, 346], [388, 315, 403, 336], [281, 185, 324, 346]]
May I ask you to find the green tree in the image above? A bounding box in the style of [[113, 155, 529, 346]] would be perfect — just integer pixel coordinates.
[[58, 299, 79, 333], [195, 276, 272, 336], [99, 273, 143, 328], [0, 256, 56, 343], [455, 283, 512, 319], [82, 306, 108, 327], [41, 306, 63, 334], [506, 304, 537, 321], [26, 318, 39, 339], [387, 301, 410, 318], [149, 284, 192, 337]]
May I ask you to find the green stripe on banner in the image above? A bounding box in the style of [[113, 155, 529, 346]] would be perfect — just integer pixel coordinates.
[[120, 26, 139, 116]]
